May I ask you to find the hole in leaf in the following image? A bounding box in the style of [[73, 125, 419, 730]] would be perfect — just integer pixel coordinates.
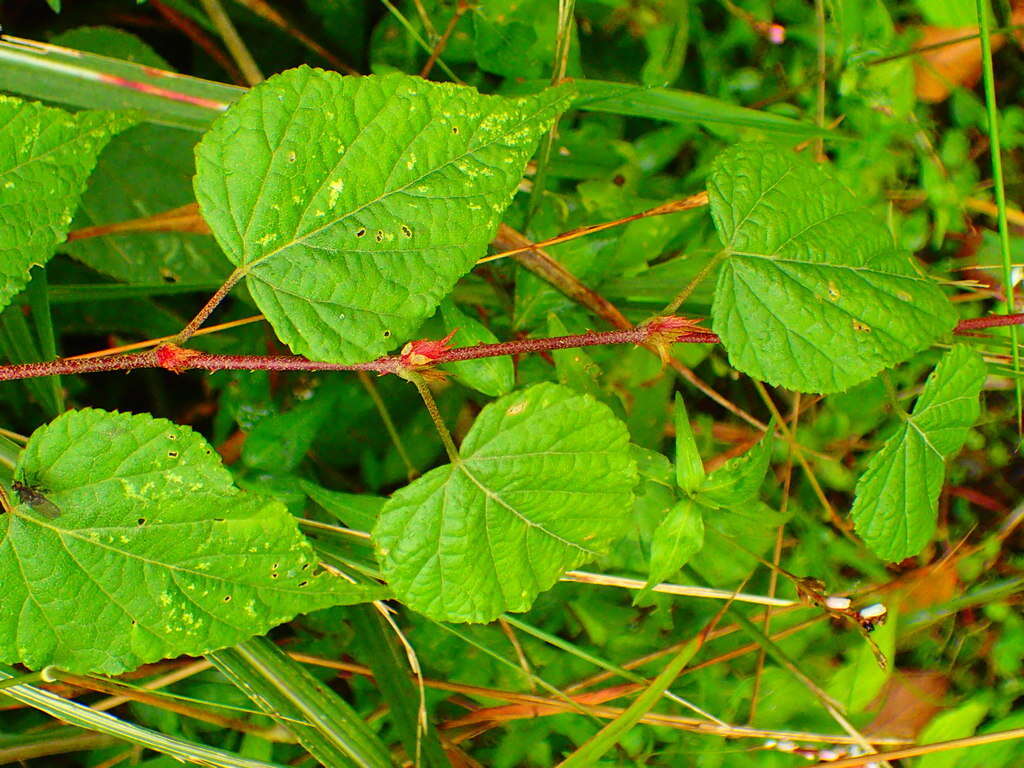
[[298, 580, 309, 587], [223, 595, 232, 602], [383, 329, 391, 338], [356, 227, 366, 238], [137, 518, 146, 526], [400, 224, 412, 238], [452, 126, 459, 134], [168, 450, 179, 458], [375, 230, 384, 242]]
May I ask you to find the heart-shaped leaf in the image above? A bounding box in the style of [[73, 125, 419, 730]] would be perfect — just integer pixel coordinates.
[[708, 143, 957, 393], [195, 66, 571, 363], [0, 409, 381, 674], [373, 383, 637, 622], [0, 96, 135, 311], [851, 345, 986, 561]]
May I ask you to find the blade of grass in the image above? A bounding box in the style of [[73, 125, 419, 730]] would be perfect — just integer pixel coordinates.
[[349, 605, 450, 767], [502, 615, 725, 725], [0, 664, 288, 768], [525, 0, 575, 225], [561, 79, 843, 137], [0, 727, 117, 764], [25, 267, 63, 413], [554, 599, 723, 767], [0, 302, 61, 417], [976, 0, 1023, 432], [35, 281, 223, 304], [0, 35, 241, 130], [208, 637, 392, 768]]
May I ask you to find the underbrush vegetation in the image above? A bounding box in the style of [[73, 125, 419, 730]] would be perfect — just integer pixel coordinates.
[[0, 0, 1022, 766]]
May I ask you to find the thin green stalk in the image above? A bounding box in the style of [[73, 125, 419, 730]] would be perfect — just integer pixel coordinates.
[[526, 0, 575, 224], [430, 620, 601, 724], [358, 370, 418, 480], [502, 616, 724, 725], [976, 0, 1023, 432], [378, 0, 461, 83], [409, 372, 460, 463], [555, 602, 721, 767], [198, 0, 263, 85], [663, 250, 726, 314]]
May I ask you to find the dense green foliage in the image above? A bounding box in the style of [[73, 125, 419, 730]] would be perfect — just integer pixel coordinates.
[[0, 0, 1021, 766]]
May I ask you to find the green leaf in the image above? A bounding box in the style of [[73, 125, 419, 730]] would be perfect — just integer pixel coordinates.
[[708, 143, 957, 393], [373, 382, 637, 622], [851, 345, 986, 561], [698, 425, 773, 507], [547, 313, 602, 397], [0, 409, 381, 674], [64, 124, 231, 284], [673, 392, 704, 494], [0, 96, 134, 312], [647, 498, 704, 586], [195, 66, 571, 363], [440, 298, 514, 396], [300, 480, 383, 532], [696, 501, 789, 585], [50, 26, 171, 68], [918, 699, 991, 768], [242, 396, 332, 473]]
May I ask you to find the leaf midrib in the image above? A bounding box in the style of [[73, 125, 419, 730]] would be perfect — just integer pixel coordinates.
[[238, 95, 556, 273]]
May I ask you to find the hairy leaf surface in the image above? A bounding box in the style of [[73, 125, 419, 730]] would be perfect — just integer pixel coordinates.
[[373, 383, 637, 622], [0, 97, 134, 311], [708, 143, 956, 392], [851, 345, 986, 561], [0, 409, 380, 674], [195, 66, 570, 362]]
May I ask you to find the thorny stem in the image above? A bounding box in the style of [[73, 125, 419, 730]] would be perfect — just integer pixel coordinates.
[[408, 371, 460, 463]]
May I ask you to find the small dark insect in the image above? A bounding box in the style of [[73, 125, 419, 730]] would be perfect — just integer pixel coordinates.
[[12, 480, 62, 519]]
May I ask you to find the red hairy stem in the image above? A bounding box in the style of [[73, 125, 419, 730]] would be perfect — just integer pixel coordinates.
[[1, 313, 1022, 384], [0, 351, 159, 381], [955, 313, 1024, 331], [0, 320, 714, 383]]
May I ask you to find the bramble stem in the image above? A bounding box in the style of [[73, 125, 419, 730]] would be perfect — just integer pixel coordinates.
[[0, 313, 1020, 384]]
